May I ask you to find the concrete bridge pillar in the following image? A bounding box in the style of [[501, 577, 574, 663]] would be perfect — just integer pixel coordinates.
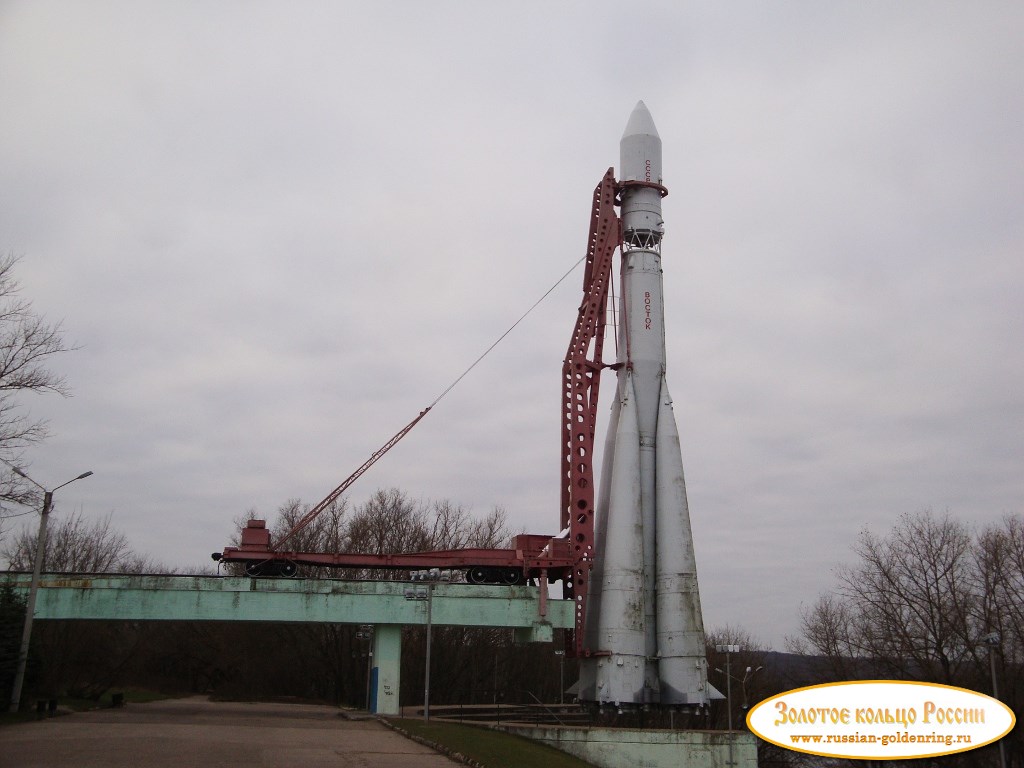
[[369, 624, 401, 714]]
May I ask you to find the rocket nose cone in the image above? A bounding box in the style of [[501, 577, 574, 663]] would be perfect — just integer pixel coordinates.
[[621, 100, 660, 141]]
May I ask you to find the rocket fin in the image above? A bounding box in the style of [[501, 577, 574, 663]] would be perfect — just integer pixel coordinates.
[[590, 373, 646, 704], [654, 378, 711, 705], [577, 379, 622, 700], [584, 378, 620, 644]]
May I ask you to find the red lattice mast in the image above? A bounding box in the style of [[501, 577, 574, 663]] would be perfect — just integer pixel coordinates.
[[561, 168, 620, 655]]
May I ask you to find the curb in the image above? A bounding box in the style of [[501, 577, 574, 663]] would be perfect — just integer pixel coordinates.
[[378, 717, 487, 768]]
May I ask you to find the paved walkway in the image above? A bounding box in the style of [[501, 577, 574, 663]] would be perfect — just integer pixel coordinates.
[[0, 697, 462, 768]]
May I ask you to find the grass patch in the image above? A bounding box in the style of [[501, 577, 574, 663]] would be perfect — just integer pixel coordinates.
[[0, 710, 38, 726], [117, 687, 181, 704], [387, 718, 595, 768], [0, 688, 182, 726], [60, 688, 180, 709]]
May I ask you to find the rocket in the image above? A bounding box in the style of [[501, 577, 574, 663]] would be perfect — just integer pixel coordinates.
[[579, 102, 714, 708]]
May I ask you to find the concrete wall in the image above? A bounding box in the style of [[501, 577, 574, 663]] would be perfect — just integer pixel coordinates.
[[494, 725, 758, 768]]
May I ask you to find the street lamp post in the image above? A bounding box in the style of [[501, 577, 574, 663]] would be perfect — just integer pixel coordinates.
[[405, 569, 446, 723], [982, 633, 1008, 768], [423, 584, 433, 722], [716, 644, 741, 768], [740, 665, 763, 721], [5, 466, 93, 712]]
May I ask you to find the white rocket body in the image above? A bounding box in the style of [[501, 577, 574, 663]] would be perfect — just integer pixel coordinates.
[[580, 102, 713, 707]]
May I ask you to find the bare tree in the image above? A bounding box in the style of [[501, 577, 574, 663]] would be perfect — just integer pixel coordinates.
[[427, 499, 476, 550], [973, 516, 1024, 768], [466, 505, 511, 549], [424, 501, 510, 550], [1, 509, 161, 702], [345, 488, 431, 554], [2, 511, 137, 573], [799, 510, 1023, 768], [803, 511, 978, 684], [976, 516, 1024, 666], [0, 581, 26, 702], [0, 254, 74, 510]]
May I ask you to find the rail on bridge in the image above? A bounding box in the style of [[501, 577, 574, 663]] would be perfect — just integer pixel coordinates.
[[6, 574, 572, 715]]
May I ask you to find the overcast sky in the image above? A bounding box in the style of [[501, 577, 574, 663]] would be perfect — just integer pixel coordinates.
[[1, 2, 1021, 650]]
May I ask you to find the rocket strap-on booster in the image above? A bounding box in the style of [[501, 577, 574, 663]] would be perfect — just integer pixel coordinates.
[[579, 102, 713, 707]]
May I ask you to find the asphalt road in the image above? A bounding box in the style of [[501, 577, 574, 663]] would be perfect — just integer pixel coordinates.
[[0, 697, 462, 768]]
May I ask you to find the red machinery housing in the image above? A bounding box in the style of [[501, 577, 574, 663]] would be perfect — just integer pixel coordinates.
[[214, 170, 622, 656]]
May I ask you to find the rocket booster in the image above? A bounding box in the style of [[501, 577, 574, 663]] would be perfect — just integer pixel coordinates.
[[580, 102, 713, 707]]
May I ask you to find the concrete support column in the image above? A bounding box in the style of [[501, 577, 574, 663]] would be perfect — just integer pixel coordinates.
[[370, 624, 401, 715]]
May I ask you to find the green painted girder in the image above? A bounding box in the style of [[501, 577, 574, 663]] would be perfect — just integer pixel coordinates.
[[4, 575, 574, 629]]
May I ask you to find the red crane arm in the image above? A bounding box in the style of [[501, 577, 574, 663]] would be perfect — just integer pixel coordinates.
[[561, 168, 621, 654], [272, 408, 431, 552]]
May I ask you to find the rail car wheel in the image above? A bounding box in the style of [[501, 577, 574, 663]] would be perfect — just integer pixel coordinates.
[[245, 560, 298, 578], [501, 568, 524, 585], [467, 566, 525, 585]]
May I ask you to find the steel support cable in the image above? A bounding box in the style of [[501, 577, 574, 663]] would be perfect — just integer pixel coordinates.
[[427, 255, 586, 409], [271, 255, 588, 553]]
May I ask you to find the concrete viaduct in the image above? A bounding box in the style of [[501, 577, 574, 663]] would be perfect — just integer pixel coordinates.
[[6, 574, 572, 715]]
